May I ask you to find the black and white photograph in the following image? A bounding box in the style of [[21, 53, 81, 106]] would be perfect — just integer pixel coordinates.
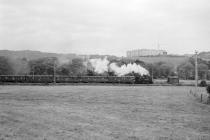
[[0, 0, 210, 139]]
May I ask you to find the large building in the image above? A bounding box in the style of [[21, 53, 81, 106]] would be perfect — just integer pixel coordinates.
[[126, 49, 167, 58]]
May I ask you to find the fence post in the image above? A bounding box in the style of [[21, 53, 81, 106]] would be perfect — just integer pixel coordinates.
[[200, 94, 203, 102]]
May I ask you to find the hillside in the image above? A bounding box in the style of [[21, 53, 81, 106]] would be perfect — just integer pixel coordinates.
[[198, 51, 210, 60], [1, 50, 209, 67], [129, 55, 190, 67], [0, 50, 77, 61]]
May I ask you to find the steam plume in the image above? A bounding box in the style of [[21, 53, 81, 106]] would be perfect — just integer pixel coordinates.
[[89, 58, 149, 76], [89, 58, 109, 73], [109, 63, 149, 76]]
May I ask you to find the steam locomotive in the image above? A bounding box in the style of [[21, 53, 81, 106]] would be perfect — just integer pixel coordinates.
[[0, 75, 153, 84]]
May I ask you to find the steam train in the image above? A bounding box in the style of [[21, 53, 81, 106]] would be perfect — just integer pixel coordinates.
[[0, 75, 153, 84]]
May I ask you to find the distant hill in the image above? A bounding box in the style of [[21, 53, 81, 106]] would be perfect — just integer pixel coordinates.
[[0, 50, 77, 61], [1, 50, 209, 67], [128, 55, 190, 67], [198, 51, 210, 60]]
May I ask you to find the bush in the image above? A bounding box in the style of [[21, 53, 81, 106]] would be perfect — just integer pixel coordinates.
[[206, 85, 210, 95], [199, 80, 207, 87], [206, 85, 210, 104]]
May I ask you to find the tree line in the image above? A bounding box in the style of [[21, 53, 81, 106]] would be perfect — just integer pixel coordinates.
[[0, 56, 210, 80]]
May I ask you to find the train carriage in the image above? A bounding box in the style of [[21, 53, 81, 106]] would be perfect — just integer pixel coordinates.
[[0, 75, 152, 84]]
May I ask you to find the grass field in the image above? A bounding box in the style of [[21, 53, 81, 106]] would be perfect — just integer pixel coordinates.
[[154, 79, 210, 86], [0, 85, 210, 140]]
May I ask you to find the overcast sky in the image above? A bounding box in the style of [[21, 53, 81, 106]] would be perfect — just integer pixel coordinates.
[[0, 0, 210, 56]]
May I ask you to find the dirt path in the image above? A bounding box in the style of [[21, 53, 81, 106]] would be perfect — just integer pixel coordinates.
[[0, 86, 210, 140]]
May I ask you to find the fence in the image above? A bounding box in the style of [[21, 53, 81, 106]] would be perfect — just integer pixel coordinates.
[[189, 87, 209, 104]]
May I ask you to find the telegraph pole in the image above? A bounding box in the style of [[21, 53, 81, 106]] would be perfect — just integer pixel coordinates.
[[151, 65, 154, 82], [32, 65, 34, 80], [53, 59, 56, 84], [195, 51, 198, 93], [157, 40, 160, 50]]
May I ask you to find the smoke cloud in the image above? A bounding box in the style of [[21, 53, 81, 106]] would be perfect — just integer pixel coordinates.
[[109, 63, 149, 76], [89, 58, 109, 73], [89, 58, 149, 76]]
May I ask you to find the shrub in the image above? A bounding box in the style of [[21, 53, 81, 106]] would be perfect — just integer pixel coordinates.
[[199, 80, 207, 87], [206, 85, 210, 95], [206, 85, 210, 104]]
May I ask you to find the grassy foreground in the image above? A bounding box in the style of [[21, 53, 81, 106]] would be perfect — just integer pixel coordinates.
[[0, 86, 210, 140]]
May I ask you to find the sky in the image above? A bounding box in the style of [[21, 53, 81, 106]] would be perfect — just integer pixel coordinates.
[[0, 0, 210, 56]]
